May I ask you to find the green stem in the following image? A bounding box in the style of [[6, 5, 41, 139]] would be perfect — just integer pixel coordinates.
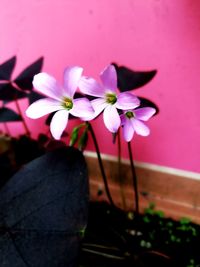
[[87, 122, 115, 207], [127, 141, 139, 216]]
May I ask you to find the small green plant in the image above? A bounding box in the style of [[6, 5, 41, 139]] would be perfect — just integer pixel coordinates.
[[144, 202, 164, 217], [186, 258, 200, 267]]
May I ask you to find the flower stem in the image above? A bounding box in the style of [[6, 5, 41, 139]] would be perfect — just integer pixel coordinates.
[[127, 141, 139, 216], [11, 81, 31, 137], [117, 130, 127, 210], [87, 122, 115, 207], [14, 99, 30, 137], [3, 123, 11, 136]]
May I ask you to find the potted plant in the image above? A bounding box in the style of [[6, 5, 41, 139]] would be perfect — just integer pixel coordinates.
[[1, 57, 199, 267]]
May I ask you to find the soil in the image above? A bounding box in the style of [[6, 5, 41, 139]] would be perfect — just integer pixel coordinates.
[[80, 201, 200, 267]]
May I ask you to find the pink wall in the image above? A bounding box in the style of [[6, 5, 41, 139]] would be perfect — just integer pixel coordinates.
[[0, 0, 200, 173]]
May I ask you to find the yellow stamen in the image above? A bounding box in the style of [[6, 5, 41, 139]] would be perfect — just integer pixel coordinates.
[[62, 97, 73, 110], [126, 111, 134, 119], [106, 93, 117, 104]]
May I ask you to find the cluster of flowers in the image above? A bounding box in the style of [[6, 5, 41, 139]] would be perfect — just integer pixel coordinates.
[[26, 65, 156, 142]]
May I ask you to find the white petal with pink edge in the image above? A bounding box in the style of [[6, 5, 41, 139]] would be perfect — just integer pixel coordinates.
[[134, 107, 156, 121], [103, 105, 120, 133], [91, 98, 108, 118], [132, 119, 150, 136], [50, 110, 69, 140], [116, 92, 140, 110], [63, 66, 83, 98], [33, 73, 62, 100], [100, 65, 117, 92], [122, 119, 134, 142], [25, 98, 62, 119], [70, 98, 95, 119], [79, 77, 105, 97]]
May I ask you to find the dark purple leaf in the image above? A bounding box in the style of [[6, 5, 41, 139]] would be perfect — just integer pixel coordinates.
[[14, 57, 44, 91], [0, 146, 89, 267], [112, 63, 157, 91], [0, 107, 21, 122], [0, 56, 16, 80], [138, 97, 159, 115], [74, 92, 84, 98], [0, 83, 27, 101], [28, 90, 45, 104], [45, 112, 55, 126]]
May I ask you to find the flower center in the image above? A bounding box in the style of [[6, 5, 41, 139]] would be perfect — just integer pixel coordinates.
[[62, 97, 73, 110], [125, 111, 134, 119], [105, 93, 117, 104]]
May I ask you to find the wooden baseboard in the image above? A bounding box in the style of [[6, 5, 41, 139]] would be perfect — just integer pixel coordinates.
[[84, 152, 200, 224]]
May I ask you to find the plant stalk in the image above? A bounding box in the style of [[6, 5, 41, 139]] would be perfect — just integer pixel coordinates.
[[117, 130, 127, 210], [11, 81, 31, 137], [127, 141, 139, 216], [14, 99, 30, 137], [87, 122, 115, 207], [3, 123, 11, 136]]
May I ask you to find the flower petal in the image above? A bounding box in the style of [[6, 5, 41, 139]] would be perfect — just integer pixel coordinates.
[[79, 76, 105, 97], [103, 105, 120, 133], [132, 119, 150, 136], [33, 73, 62, 100], [70, 98, 94, 120], [120, 114, 126, 126], [91, 98, 108, 118], [116, 92, 140, 110], [100, 65, 117, 92], [122, 119, 134, 142], [134, 107, 156, 121], [26, 98, 62, 119], [63, 66, 83, 97], [50, 110, 69, 140]]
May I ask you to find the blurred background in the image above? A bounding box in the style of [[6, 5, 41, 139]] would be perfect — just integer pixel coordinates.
[[0, 0, 200, 174]]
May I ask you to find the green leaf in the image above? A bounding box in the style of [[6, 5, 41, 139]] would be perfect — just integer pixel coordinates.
[[78, 129, 88, 151], [154, 210, 164, 218], [180, 217, 191, 225], [69, 127, 80, 146]]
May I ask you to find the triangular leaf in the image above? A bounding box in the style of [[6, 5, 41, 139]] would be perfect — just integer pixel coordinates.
[[0, 146, 89, 267], [0, 56, 16, 80], [0, 107, 22, 122], [45, 112, 55, 126], [14, 57, 44, 91], [138, 97, 159, 115], [112, 63, 157, 91], [0, 83, 27, 101], [28, 90, 45, 104]]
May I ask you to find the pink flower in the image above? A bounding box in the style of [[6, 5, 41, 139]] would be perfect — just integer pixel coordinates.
[[26, 66, 94, 140], [79, 65, 140, 133], [120, 107, 156, 142]]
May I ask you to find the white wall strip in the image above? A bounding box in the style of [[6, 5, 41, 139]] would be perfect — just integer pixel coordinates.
[[84, 151, 200, 180]]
